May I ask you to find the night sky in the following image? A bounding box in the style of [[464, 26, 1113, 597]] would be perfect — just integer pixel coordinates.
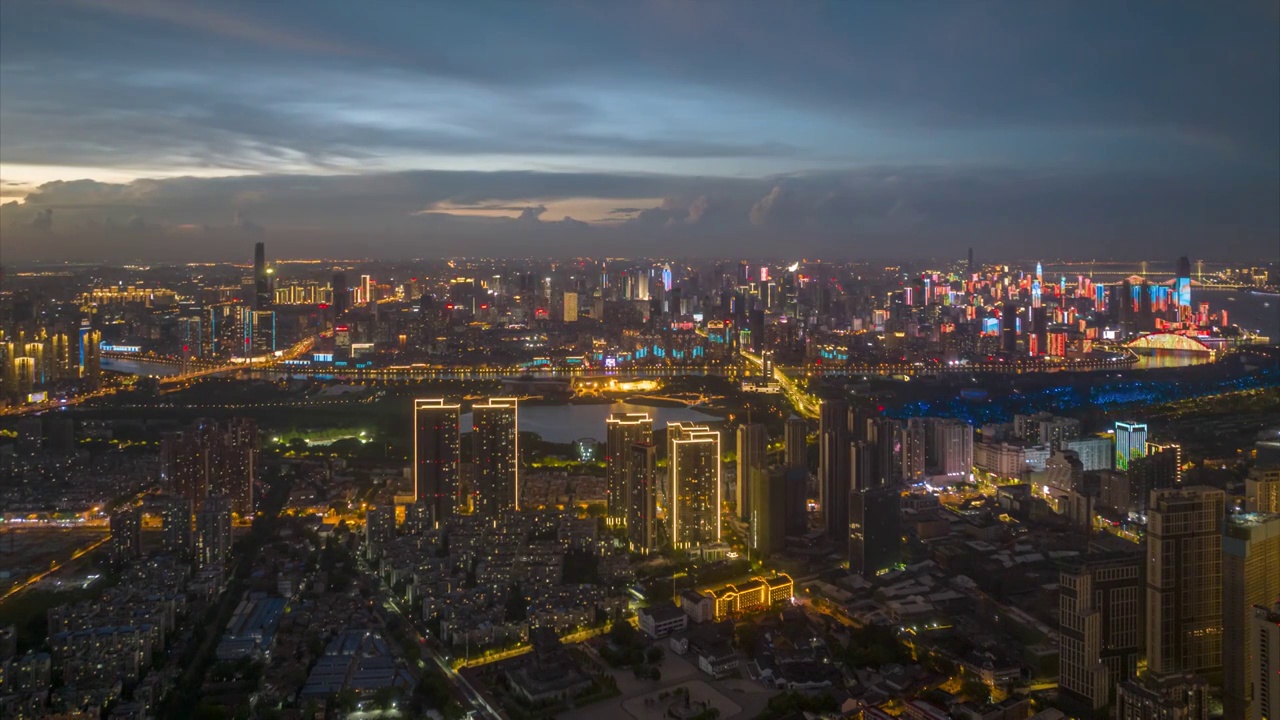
[[1, 1, 1277, 261]]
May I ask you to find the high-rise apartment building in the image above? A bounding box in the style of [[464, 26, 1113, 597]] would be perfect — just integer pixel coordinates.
[[1129, 443, 1183, 508], [606, 413, 653, 527], [110, 506, 142, 566], [1224, 513, 1280, 719], [627, 442, 660, 554], [195, 496, 233, 570], [161, 496, 193, 558], [414, 399, 461, 528], [365, 506, 396, 560], [472, 398, 519, 517], [1146, 487, 1224, 676], [1145, 441, 1184, 485], [736, 423, 768, 521], [784, 416, 807, 471], [928, 419, 973, 478], [160, 418, 257, 514], [903, 418, 926, 482], [1066, 436, 1114, 472], [1039, 416, 1082, 451], [668, 422, 721, 551], [819, 399, 850, 538], [1058, 552, 1142, 712], [1246, 466, 1280, 514], [1115, 421, 1148, 471]]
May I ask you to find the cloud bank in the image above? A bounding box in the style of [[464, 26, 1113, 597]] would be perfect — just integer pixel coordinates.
[[2, 167, 1275, 261]]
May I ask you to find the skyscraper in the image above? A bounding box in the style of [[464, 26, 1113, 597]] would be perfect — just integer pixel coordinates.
[[253, 241, 271, 311], [1058, 552, 1142, 713], [869, 417, 903, 484], [414, 399, 461, 528], [819, 399, 850, 538], [749, 469, 785, 558], [331, 271, 348, 317], [1146, 487, 1224, 676], [1000, 302, 1019, 354], [736, 423, 768, 521], [606, 413, 653, 527], [472, 398, 519, 517], [1175, 255, 1193, 322], [668, 422, 721, 551], [250, 310, 276, 354], [627, 442, 659, 554], [562, 291, 578, 322], [110, 506, 142, 567], [784, 468, 808, 536], [849, 439, 877, 492], [1251, 602, 1280, 720], [784, 416, 807, 471], [848, 485, 900, 578], [1223, 513, 1280, 719], [1114, 421, 1148, 471]]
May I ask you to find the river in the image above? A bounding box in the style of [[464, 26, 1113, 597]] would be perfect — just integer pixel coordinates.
[[1199, 288, 1279, 341], [100, 357, 187, 377]]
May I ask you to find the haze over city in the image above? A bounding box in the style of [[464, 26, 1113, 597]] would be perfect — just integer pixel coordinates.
[[1, 0, 1278, 261]]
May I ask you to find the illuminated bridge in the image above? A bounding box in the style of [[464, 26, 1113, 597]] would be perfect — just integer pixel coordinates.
[[1125, 333, 1214, 354]]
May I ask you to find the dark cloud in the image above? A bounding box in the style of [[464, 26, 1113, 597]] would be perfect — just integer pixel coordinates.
[[1, 167, 1275, 262], [29, 207, 54, 232], [233, 210, 263, 235], [515, 205, 547, 222], [0, 1, 1276, 259]]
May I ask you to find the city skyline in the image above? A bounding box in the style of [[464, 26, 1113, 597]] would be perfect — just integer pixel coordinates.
[[1, 1, 1277, 261], [1, 4, 1279, 718]]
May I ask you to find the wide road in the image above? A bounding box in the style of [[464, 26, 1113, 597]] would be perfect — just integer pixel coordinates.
[[365, 562, 506, 720], [0, 534, 110, 602]]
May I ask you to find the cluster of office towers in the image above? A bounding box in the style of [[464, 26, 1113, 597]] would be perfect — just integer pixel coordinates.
[[817, 399, 972, 578], [1057, 486, 1280, 719], [608, 413, 808, 557], [412, 398, 809, 558]]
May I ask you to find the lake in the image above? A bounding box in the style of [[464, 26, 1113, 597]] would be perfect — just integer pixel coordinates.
[[462, 402, 721, 443]]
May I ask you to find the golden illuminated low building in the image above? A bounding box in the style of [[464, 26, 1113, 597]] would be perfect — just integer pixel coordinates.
[[705, 574, 793, 620]]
